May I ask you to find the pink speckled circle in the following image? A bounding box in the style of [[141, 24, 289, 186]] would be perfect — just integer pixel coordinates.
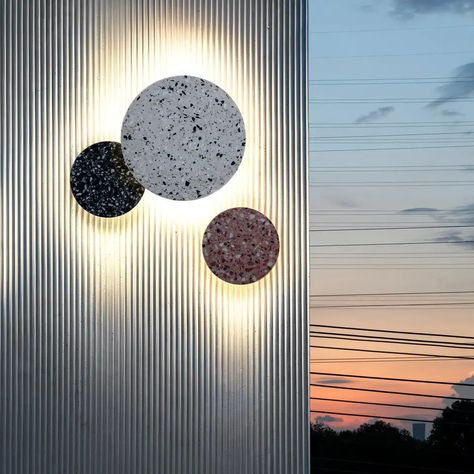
[[202, 207, 280, 284]]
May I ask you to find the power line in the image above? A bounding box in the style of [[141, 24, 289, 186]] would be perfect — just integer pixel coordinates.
[[311, 410, 432, 424], [310, 302, 474, 308], [310, 120, 474, 124], [310, 397, 443, 412], [309, 330, 474, 347], [311, 169, 471, 173], [310, 77, 474, 86], [313, 125, 474, 129], [310, 121, 474, 128], [311, 75, 474, 81], [309, 333, 474, 350], [312, 252, 474, 255], [311, 97, 474, 101], [314, 49, 474, 59], [311, 267, 474, 270], [312, 141, 474, 145], [311, 145, 474, 152], [310, 384, 474, 401], [310, 372, 474, 387], [310, 209, 449, 212], [310, 267, 474, 270], [309, 323, 474, 340], [311, 165, 473, 169], [311, 357, 474, 364], [310, 226, 474, 231], [311, 81, 474, 86], [311, 183, 474, 187], [310, 224, 468, 227], [310, 256, 474, 260], [311, 24, 474, 34], [310, 181, 474, 184], [311, 165, 474, 172], [311, 99, 474, 103], [310, 224, 474, 232], [310, 334, 474, 350], [310, 240, 474, 248], [310, 345, 474, 360]]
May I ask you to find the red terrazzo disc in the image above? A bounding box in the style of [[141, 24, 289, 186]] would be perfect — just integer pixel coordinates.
[[202, 207, 280, 284]]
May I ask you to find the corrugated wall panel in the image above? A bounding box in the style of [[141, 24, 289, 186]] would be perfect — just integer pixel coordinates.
[[0, 1, 308, 472]]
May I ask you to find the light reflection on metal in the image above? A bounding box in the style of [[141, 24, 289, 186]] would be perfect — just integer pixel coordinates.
[[0, 0, 308, 472]]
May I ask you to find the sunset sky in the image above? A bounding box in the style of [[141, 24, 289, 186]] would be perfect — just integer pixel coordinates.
[[309, 0, 474, 433]]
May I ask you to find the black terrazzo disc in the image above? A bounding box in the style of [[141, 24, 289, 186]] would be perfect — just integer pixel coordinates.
[[70, 141, 145, 217]]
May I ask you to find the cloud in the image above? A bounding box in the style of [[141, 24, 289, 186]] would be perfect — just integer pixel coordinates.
[[400, 205, 474, 248], [317, 378, 353, 385], [441, 109, 465, 117], [400, 204, 474, 224], [327, 196, 361, 209], [317, 415, 343, 423], [450, 204, 474, 224], [428, 62, 474, 108], [451, 373, 474, 399], [358, 2, 379, 13], [434, 230, 474, 249], [355, 106, 395, 124], [400, 207, 440, 215], [392, 0, 474, 19]]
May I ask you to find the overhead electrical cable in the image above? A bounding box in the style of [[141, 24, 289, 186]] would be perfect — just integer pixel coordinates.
[[309, 323, 474, 339], [310, 372, 474, 387], [310, 384, 474, 401], [310, 345, 474, 360]]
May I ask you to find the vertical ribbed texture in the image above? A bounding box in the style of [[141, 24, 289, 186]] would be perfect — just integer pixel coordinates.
[[0, 1, 308, 472]]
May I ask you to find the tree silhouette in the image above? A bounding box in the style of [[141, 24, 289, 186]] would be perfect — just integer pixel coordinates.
[[429, 400, 474, 455], [311, 415, 474, 473]]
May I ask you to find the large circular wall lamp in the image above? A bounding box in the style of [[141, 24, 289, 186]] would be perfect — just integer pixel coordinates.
[[121, 75, 246, 200]]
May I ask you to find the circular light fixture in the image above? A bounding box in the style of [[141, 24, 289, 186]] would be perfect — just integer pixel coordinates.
[[70, 141, 144, 217], [121, 75, 246, 201], [202, 207, 280, 284]]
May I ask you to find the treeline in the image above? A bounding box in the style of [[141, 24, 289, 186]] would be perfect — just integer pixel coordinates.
[[311, 400, 474, 473]]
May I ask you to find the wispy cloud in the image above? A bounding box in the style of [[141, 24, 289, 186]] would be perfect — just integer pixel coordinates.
[[400, 205, 474, 248], [400, 207, 440, 215], [317, 415, 343, 423], [327, 196, 361, 209], [428, 62, 474, 107], [435, 230, 474, 249], [317, 378, 354, 385], [450, 204, 474, 224], [440, 109, 465, 117], [400, 204, 474, 224], [355, 106, 395, 124], [392, 0, 474, 19]]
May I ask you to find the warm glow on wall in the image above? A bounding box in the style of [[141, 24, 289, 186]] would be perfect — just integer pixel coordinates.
[[1, 1, 308, 472]]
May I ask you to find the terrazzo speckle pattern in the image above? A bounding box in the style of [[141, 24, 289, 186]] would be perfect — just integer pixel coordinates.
[[121, 75, 246, 200], [202, 207, 280, 284], [70, 141, 145, 217]]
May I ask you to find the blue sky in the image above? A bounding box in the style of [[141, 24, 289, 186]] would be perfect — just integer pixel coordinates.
[[309, 0, 474, 430]]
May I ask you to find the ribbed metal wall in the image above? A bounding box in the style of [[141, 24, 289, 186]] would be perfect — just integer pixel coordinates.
[[0, 1, 308, 473]]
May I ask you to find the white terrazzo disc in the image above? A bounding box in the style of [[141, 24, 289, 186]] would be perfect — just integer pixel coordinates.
[[121, 75, 246, 200]]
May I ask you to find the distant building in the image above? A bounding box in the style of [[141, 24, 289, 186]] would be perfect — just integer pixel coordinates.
[[412, 423, 426, 441]]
